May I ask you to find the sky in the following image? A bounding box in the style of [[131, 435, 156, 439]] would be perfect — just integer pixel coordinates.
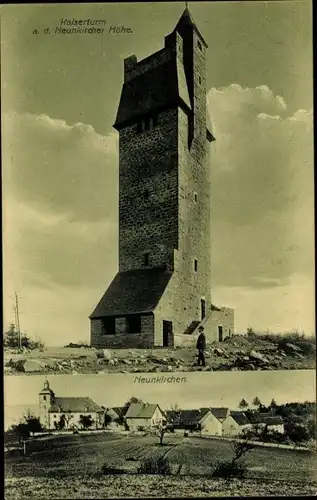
[[2, 1, 314, 346], [4, 369, 316, 430]]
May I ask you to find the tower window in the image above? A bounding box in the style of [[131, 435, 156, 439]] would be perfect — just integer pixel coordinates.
[[144, 189, 149, 199], [143, 253, 150, 266], [198, 76, 202, 85], [43, 396, 47, 401], [194, 192, 198, 203], [194, 259, 198, 272], [137, 114, 158, 134], [197, 40, 202, 51]]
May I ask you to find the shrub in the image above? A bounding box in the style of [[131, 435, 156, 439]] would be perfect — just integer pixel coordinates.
[[137, 456, 171, 475], [212, 460, 247, 480], [100, 464, 126, 475]]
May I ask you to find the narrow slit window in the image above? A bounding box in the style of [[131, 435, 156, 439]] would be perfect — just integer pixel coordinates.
[[144, 253, 150, 266], [194, 259, 198, 272], [194, 192, 198, 203], [144, 189, 149, 199], [197, 40, 202, 51]]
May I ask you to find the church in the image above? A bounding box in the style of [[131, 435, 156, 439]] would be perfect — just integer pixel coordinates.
[[39, 380, 104, 430], [90, 7, 234, 349]]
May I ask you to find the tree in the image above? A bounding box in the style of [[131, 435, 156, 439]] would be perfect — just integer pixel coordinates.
[[238, 399, 249, 410], [252, 397, 261, 408], [157, 423, 167, 446], [79, 415, 94, 430], [246, 327, 255, 337], [122, 397, 143, 414], [11, 423, 30, 444], [104, 413, 112, 427], [22, 410, 43, 436], [3, 324, 44, 350]]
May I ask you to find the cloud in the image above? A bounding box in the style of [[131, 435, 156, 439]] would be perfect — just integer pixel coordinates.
[[3, 112, 118, 222], [208, 84, 314, 288]]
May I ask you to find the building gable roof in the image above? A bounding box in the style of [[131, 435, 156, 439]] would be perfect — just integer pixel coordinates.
[[125, 403, 160, 419], [48, 397, 103, 413], [229, 411, 250, 426], [90, 267, 172, 318], [209, 407, 230, 421]]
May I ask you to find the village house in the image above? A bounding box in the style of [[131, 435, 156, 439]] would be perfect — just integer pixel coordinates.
[[104, 407, 126, 429], [124, 402, 165, 431], [166, 408, 223, 436], [247, 412, 285, 433], [39, 380, 104, 431], [222, 411, 252, 437]]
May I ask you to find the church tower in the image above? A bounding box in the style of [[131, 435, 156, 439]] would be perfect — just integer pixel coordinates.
[[39, 379, 55, 429], [90, 7, 234, 347]]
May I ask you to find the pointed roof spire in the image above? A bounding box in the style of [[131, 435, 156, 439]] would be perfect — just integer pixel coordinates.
[[175, 5, 208, 48]]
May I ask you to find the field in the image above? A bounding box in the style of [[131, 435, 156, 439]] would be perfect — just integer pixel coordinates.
[[5, 433, 317, 498]]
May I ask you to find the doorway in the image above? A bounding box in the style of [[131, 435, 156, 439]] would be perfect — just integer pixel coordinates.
[[218, 326, 223, 342], [200, 299, 206, 321], [163, 320, 173, 347]]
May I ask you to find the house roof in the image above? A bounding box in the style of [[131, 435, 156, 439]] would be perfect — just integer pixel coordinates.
[[89, 267, 172, 318], [125, 403, 160, 419], [209, 407, 230, 420], [177, 408, 210, 425], [48, 397, 103, 413], [229, 411, 250, 426], [247, 413, 284, 426]]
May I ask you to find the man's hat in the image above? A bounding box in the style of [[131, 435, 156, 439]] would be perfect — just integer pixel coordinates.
[[198, 326, 204, 332]]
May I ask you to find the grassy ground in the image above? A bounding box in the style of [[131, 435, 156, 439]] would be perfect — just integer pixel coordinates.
[[5, 433, 317, 497]]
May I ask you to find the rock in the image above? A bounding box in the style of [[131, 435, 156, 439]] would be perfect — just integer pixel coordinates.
[[5, 359, 14, 367], [167, 365, 173, 371], [61, 361, 69, 366], [249, 350, 269, 364], [108, 359, 115, 366], [284, 343, 302, 353], [242, 356, 250, 362], [215, 364, 231, 371], [204, 352, 211, 358], [72, 370, 78, 375], [214, 348, 224, 356], [122, 359, 132, 365], [294, 352, 305, 359], [230, 367, 240, 371], [4, 366, 13, 373], [102, 349, 112, 360], [15, 359, 44, 373], [244, 363, 256, 371], [280, 351, 287, 357]]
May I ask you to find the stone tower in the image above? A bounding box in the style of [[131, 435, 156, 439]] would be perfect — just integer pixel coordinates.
[[90, 7, 234, 348], [39, 379, 55, 429]]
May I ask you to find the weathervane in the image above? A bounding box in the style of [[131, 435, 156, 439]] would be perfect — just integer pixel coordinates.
[[185, 1, 189, 7]]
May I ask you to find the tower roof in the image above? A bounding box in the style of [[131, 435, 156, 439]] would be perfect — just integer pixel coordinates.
[[174, 7, 208, 48], [39, 379, 55, 396]]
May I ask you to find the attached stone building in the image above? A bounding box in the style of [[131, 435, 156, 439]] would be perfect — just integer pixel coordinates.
[[90, 7, 234, 348]]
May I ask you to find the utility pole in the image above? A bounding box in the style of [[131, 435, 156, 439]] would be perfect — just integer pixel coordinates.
[[15, 292, 21, 349]]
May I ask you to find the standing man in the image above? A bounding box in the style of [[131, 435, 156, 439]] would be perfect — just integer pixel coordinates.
[[196, 326, 206, 366]]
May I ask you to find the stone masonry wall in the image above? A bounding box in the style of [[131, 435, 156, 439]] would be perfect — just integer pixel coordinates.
[[151, 30, 213, 346], [91, 317, 155, 348], [202, 308, 234, 343], [118, 108, 179, 272]]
